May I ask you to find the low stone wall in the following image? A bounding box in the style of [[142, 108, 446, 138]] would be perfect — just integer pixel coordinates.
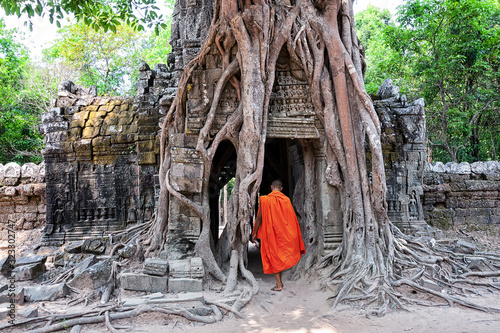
[[423, 161, 500, 229], [0, 162, 46, 240]]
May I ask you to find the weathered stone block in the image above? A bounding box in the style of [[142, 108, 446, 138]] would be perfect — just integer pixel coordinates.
[[82, 238, 107, 254], [0, 205, 14, 214], [21, 163, 39, 180], [54, 252, 69, 267], [0, 304, 12, 321], [69, 127, 82, 140], [68, 259, 112, 289], [190, 257, 204, 278], [91, 136, 111, 148], [37, 204, 47, 214], [16, 184, 33, 196], [138, 152, 156, 165], [23, 213, 37, 222], [454, 239, 476, 254], [55, 252, 95, 268], [15, 255, 47, 267], [170, 174, 202, 193], [13, 262, 45, 281], [73, 255, 98, 276], [169, 278, 202, 293], [18, 306, 38, 318], [120, 273, 168, 292], [169, 259, 191, 278], [137, 140, 154, 152], [64, 241, 84, 253], [104, 125, 124, 135], [4, 187, 16, 196], [70, 111, 90, 128], [120, 103, 130, 111], [143, 258, 169, 276], [0, 256, 14, 276], [118, 243, 137, 258], [81, 126, 101, 139], [0, 287, 24, 305], [25, 283, 70, 302], [74, 139, 92, 155]]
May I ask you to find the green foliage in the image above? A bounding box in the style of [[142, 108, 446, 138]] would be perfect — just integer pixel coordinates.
[[0, 0, 168, 34], [355, 6, 402, 95], [0, 19, 43, 164], [44, 21, 149, 95], [357, 1, 500, 163], [0, 106, 43, 164], [0, 19, 29, 104], [43, 0, 172, 96]]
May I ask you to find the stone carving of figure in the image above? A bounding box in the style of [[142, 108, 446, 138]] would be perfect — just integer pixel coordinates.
[[144, 192, 153, 220], [126, 197, 137, 223], [409, 190, 418, 220], [53, 198, 64, 233]]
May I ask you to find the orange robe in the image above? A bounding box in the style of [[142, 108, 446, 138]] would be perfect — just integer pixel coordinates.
[[255, 191, 306, 274]]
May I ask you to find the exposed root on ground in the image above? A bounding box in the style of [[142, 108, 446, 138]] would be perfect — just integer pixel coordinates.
[[318, 223, 500, 316]]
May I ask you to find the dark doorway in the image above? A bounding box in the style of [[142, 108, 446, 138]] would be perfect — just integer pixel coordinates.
[[259, 138, 303, 200], [249, 138, 305, 281], [208, 141, 237, 245]]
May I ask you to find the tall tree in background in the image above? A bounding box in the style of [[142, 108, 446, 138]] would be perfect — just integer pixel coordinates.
[[0, 19, 44, 163], [354, 5, 402, 95], [383, 0, 500, 162], [45, 22, 150, 95], [43, 2, 172, 96]]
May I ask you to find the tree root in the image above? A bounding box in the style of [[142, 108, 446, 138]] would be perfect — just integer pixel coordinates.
[[320, 221, 500, 314], [4, 297, 248, 332], [205, 299, 245, 319], [393, 279, 500, 313]]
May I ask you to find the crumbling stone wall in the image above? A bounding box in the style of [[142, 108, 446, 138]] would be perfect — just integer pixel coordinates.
[[423, 161, 500, 229], [375, 79, 427, 232], [0, 162, 45, 240], [39, 80, 163, 246]]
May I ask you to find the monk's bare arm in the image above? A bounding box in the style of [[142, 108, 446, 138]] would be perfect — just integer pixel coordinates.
[[251, 208, 262, 242]]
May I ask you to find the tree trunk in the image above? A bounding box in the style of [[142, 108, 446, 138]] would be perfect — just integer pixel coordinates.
[[136, 0, 499, 315]]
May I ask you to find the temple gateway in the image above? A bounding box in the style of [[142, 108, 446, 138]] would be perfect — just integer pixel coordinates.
[[39, 0, 427, 264]]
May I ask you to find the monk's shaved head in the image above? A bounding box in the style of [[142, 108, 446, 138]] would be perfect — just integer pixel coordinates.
[[271, 179, 283, 189]]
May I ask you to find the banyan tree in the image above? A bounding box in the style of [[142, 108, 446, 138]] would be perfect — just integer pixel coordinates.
[[128, 0, 500, 314]]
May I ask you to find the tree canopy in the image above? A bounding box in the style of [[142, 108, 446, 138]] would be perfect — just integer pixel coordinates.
[[0, 0, 168, 33], [43, 19, 171, 95], [357, 0, 500, 163], [0, 19, 44, 163]]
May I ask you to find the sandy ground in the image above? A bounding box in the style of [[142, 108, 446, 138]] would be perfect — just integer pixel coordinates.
[[2, 231, 500, 332]]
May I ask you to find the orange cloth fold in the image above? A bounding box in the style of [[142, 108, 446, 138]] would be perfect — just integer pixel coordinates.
[[255, 191, 306, 274]]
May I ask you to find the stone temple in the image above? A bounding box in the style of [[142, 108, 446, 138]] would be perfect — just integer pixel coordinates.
[[39, 0, 427, 262]]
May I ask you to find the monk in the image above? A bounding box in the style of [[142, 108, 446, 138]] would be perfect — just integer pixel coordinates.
[[251, 180, 306, 291]]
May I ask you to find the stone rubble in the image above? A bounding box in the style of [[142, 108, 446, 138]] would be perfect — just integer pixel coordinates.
[[24, 282, 70, 302]]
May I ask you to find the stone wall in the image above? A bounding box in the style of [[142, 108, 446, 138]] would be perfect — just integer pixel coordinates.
[[423, 161, 500, 229], [0, 163, 45, 240], [39, 80, 164, 246], [375, 79, 427, 232]]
